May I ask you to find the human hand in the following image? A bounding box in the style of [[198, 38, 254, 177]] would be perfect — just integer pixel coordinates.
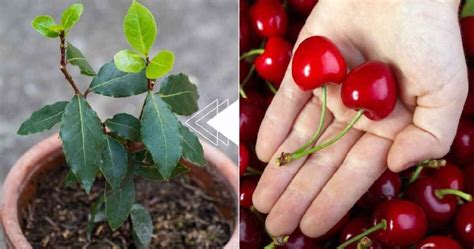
[[252, 0, 468, 238]]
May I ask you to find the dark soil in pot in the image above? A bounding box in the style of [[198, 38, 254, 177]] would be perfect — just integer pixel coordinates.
[[21, 164, 233, 248]]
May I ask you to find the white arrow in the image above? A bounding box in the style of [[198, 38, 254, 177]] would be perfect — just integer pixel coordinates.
[[208, 100, 239, 145]]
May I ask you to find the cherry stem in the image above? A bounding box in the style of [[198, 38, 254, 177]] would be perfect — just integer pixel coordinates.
[[264, 235, 289, 249], [435, 188, 472, 202], [245, 166, 263, 175], [241, 64, 255, 87], [266, 81, 278, 94], [409, 166, 424, 184], [409, 159, 446, 184], [357, 237, 373, 249], [294, 85, 327, 155], [337, 219, 387, 249], [240, 85, 247, 98], [279, 110, 363, 165], [240, 48, 265, 60]]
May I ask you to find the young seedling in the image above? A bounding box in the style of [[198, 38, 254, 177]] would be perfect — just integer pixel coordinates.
[[19, 1, 205, 247]]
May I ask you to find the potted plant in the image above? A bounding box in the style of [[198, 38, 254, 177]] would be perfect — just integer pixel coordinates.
[[1, 1, 237, 248]]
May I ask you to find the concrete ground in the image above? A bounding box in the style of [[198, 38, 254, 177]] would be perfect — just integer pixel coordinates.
[[0, 0, 237, 244]]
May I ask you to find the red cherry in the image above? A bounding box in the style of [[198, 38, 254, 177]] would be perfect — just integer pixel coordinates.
[[287, 0, 318, 16], [286, 17, 304, 44], [240, 13, 252, 54], [240, 100, 264, 142], [249, 0, 288, 38], [276, 228, 323, 249], [461, 17, 474, 59], [240, 206, 266, 249], [255, 37, 292, 86], [240, 0, 249, 13], [452, 118, 474, 165], [357, 170, 402, 209], [432, 162, 464, 190], [462, 67, 474, 117], [240, 60, 250, 83], [454, 202, 474, 247], [341, 61, 398, 120], [291, 36, 347, 91], [372, 200, 427, 247], [406, 177, 458, 228], [240, 144, 250, 176], [240, 175, 259, 208], [464, 164, 474, 196], [248, 144, 267, 171], [339, 217, 383, 249], [416, 236, 462, 249]]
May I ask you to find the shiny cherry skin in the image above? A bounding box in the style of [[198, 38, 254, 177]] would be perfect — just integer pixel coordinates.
[[416, 236, 462, 249], [240, 206, 265, 249], [288, 0, 318, 16], [341, 61, 398, 120], [276, 228, 323, 249], [406, 177, 457, 228], [357, 170, 402, 209], [255, 37, 292, 86], [464, 164, 474, 196], [240, 175, 259, 208], [461, 17, 474, 59], [454, 202, 474, 247], [240, 144, 250, 176], [432, 162, 464, 190], [240, 100, 264, 142], [372, 199, 427, 247], [249, 0, 288, 38], [452, 118, 474, 165], [292, 36, 347, 91], [339, 217, 383, 249]]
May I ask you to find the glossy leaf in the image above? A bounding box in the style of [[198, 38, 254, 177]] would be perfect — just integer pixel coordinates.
[[179, 123, 205, 166], [60, 95, 106, 193], [141, 92, 182, 178], [101, 136, 128, 189], [134, 162, 190, 180], [158, 74, 199, 115], [105, 177, 135, 230], [123, 1, 157, 55], [66, 42, 96, 76], [131, 204, 153, 247], [61, 3, 84, 29], [87, 195, 105, 239], [114, 49, 146, 73], [18, 101, 68, 135], [146, 50, 175, 79], [105, 113, 141, 141], [89, 62, 148, 97], [463, 0, 474, 17], [31, 15, 60, 38]]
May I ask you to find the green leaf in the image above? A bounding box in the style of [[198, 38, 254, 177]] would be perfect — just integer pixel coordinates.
[[66, 42, 96, 76], [134, 162, 190, 180], [131, 204, 153, 247], [114, 49, 146, 73], [49, 25, 65, 33], [158, 74, 199, 115], [141, 92, 182, 178], [146, 50, 175, 79], [101, 136, 128, 190], [18, 101, 68, 135], [60, 95, 106, 193], [31, 15, 60, 38], [89, 62, 148, 97], [105, 177, 135, 230], [123, 1, 157, 55], [105, 113, 141, 141], [179, 123, 205, 166], [463, 0, 474, 17], [61, 3, 84, 29], [87, 195, 105, 240]]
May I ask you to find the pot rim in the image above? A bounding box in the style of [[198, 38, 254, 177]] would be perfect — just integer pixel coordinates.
[[1, 134, 238, 248]]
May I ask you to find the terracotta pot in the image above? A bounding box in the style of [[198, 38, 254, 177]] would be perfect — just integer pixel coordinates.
[[1, 134, 238, 248]]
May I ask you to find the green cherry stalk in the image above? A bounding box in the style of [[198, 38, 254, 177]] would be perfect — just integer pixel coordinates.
[[18, 1, 204, 247]]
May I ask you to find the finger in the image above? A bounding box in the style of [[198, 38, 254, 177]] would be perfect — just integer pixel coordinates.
[[388, 70, 468, 172], [300, 133, 391, 238], [264, 120, 363, 236], [252, 96, 333, 213], [256, 6, 366, 162]]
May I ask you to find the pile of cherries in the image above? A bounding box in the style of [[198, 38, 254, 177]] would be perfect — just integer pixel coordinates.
[[240, 0, 474, 248]]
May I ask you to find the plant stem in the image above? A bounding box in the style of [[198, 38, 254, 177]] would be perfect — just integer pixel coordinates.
[[241, 64, 255, 87], [278, 110, 363, 166], [266, 81, 277, 94], [240, 49, 265, 60], [435, 188, 472, 202], [59, 31, 82, 96], [409, 166, 424, 184], [145, 57, 155, 91], [240, 85, 247, 98], [337, 219, 387, 249], [294, 85, 327, 154]]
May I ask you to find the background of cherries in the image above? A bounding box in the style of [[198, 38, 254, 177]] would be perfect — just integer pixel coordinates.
[[240, 0, 474, 248]]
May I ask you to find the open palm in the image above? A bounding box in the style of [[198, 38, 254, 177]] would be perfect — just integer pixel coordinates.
[[252, 0, 468, 238]]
